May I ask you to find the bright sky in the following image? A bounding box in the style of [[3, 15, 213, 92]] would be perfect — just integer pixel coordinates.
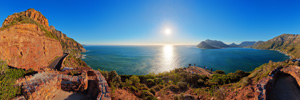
[[1, 0, 300, 45]]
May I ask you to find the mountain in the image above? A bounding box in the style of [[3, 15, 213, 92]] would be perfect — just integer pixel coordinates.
[[197, 39, 260, 49], [196, 41, 219, 49], [238, 41, 257, 47], [253, 34, 300, 58], [204, 39, 230, 48], [251, 41, 264, 47], [229, 43, 238, 47], [0, 9, 87, 70]]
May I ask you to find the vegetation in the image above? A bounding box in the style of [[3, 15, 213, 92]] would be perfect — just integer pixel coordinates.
[[0, 61, 25, 100], [99, 67, 250, 99], [63, 50, 88, 68]]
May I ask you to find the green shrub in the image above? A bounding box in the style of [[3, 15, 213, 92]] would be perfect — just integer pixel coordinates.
[[215, 70, 225, 74], [168, 85, 179, 93], [140, 90, 156, 100], [177, 82, 188, 91], [0, 61, 25, 100], [129, 75, 140, 85]]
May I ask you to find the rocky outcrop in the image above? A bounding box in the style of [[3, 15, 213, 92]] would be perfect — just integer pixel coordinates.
[[3, 9, 50, 30], [0, 24, 63, 70], [50, 26, 86, 53]]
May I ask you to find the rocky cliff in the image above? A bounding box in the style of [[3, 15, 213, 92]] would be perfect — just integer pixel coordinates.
[[0, 8, 87, 70], [2, 8, 50, 31], [0, 24, 63, 70]]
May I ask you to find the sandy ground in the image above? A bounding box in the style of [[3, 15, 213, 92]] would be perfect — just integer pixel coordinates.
[[267, 74, 300, 100], [51, 89, 88, 100]]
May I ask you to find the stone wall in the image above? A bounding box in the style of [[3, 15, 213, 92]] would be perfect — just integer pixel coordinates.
[[256, 66, 300, 100], [21, 72, 61, 100], [15, 70, 111, 100]]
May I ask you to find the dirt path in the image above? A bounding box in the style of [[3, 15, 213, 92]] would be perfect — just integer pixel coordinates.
[[267, 73, 300, 100], [51, 89, 88, 100]]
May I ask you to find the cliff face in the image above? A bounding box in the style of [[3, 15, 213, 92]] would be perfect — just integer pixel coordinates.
[[0, 9, 65, 70], [0, 24, 63, 70]]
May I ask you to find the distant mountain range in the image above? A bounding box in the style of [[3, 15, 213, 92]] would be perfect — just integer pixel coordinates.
[[197, 39, 262, 49]]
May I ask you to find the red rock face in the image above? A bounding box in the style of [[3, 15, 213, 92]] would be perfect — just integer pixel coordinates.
[[0, 24, 63, 70], [3, 9, 50, 30]]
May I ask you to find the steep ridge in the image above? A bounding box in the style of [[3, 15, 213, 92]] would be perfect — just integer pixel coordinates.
[[253, 34, 300, 58], [0, 9, 63, 70], [50, 26, 86, 53], [2, 8, 50, 30], [0, 8, 87, 70]]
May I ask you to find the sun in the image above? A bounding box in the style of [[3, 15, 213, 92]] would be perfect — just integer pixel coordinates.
[[164, 28, 171, 35]]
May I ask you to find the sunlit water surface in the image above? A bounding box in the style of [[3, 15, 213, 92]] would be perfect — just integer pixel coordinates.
[[82, 45, 289, 75]]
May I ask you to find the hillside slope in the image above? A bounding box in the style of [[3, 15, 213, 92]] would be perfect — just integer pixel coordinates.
[[253, 34, 300, 58]]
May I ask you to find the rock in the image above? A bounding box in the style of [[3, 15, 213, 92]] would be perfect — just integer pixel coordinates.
[[0, 24, 63, 70], [3, 8, 50, 30]]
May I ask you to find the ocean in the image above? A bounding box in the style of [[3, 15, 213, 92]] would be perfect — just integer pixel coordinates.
[[81, 45, 290, 75]]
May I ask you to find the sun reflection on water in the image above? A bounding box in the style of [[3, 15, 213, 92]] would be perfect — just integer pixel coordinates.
[[160, 45, 175, 72]]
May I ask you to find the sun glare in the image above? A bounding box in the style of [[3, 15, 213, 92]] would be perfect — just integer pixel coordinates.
[[164, 28, 171, 35]]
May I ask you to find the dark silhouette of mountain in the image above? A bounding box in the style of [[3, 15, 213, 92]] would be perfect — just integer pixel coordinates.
[[238, 41, 257, 47], [229, 43, 238, 47], [196, 41, 219, 49], [197, 39, 260, 49]]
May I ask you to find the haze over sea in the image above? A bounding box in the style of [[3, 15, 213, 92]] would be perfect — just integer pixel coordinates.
[[82, 45, 289, 75]]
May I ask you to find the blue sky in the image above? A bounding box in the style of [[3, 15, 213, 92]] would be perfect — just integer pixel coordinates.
[[1, 0, 300, 45]]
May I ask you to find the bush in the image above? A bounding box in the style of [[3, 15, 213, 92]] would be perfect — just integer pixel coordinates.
[[109, 71, 121, 87], [140, 90, 156, 100], [177, 82, 188, 91], [215, 70, 225, 74], [168, 85, 179, 93], [0, 61, 25, 100], [129, 75, 140, 85]]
